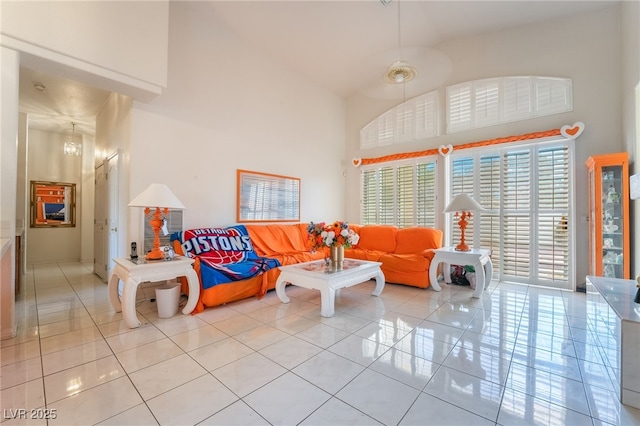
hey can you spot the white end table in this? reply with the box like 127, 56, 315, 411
275, 259, 385, 317
108, 256, 200, 328
429, 247, 493, 298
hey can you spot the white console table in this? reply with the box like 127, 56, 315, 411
586, 276, 640, 409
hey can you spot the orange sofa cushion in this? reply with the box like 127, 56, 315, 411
357, 225, 397, 252
395, 227, 443, 254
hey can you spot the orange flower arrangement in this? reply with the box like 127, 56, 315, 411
307, 221, 359, 251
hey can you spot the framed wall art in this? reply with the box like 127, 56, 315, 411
236, 169, 300, 222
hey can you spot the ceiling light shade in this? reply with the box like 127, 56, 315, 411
384, 61, 417, 84
444, 194, 485, 252
64, 122, 82, 156
129, 184, 185, 260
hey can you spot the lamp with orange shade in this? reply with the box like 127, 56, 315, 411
444, 193, 485, 252
128, 184, 185, 260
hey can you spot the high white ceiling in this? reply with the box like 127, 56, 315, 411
18, 0, 618, 137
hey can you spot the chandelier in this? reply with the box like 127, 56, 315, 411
64, 122, 82, 156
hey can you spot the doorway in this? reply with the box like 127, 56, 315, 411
94, 152, 119, 281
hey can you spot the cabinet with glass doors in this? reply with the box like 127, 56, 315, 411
585, 152, 630, 279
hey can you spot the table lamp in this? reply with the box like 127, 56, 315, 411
444, 193, 484, 252
128, 183, 185, 260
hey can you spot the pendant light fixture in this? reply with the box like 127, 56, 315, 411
383, 0, 416, 86
64, 122, 82, 156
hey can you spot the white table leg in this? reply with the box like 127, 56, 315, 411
372, 270, 385, 296
182, 268, 200, 315
121, 277, 142, 328
484, 258, 493, 287
275, 276, 290, 304
320, 287, 336, 317
108, 271, 122, 312
443, 262, 451, 283
429, 257, 442, 291
472, 260, 485, 299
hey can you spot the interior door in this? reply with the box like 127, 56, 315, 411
107, 154, 119, 273
94, 160, 108, 281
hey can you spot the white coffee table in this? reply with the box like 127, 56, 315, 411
108, 256, 200, 328
275, 259, 385, 317
429, 247, 493, 298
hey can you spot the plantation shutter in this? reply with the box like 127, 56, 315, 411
502, 150, 531, 279
396, 104, 413, 143
416, 162, 437, 227
397, 164, 414, 228
379, 166, 395, 225
378, 112, 395, 146
361, 157, 438, 228
361, 170, 378, 225
478, 155, 501, 275
537, 146, 570, 282
447, 83, 472, 133
414, 93, 438, 139
474, 79, 500, 127
535, 77, 572, 116
450, 157, 475, 245
502, 77, 532, 121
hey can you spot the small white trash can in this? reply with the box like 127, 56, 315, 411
155, 283, 181, 318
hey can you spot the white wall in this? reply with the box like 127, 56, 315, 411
345, 5, 623, 287
126, 2, 346, 249
0, 1, 169, 100
0, 46, 19, 339
621, 0, 640, 278
95, 92, 132, 260
26, 129, 83, 263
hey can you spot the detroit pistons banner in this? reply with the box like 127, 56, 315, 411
171, 225, 280, 289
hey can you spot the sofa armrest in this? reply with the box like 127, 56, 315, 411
422, 248, 438, 262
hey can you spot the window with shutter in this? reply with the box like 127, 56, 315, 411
446, 76, 572, 134
361, 157, 438, 228
447, 139, 573, 289
360, 91, 439, 149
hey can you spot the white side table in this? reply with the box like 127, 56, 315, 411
108, 256, 200, 328
429, 247, 493, 298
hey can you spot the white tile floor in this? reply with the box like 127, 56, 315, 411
2, 262, 640, 425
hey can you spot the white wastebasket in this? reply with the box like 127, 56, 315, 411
155, 283, 181, 318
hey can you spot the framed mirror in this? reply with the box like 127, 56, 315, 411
30, 181, 76, 227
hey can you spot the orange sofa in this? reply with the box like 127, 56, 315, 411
174, 223, 442, 313
346, 224, 443, 288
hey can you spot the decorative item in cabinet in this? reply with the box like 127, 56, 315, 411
585, 152, 630, 279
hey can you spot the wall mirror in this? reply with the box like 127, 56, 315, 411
30, 181, 76, 227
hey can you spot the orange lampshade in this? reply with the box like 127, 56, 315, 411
129, 184, 185, 260
444, 194, 484, 251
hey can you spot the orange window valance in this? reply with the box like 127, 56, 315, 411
352, 122, 583, 167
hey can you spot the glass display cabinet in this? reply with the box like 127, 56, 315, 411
585, 152, 630, 279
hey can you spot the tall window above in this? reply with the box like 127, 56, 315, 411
360, 91, 439, 149
361, 158, 438, 228
446, 77, 572, 134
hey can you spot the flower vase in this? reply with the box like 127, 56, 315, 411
330, 245, 344, 270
